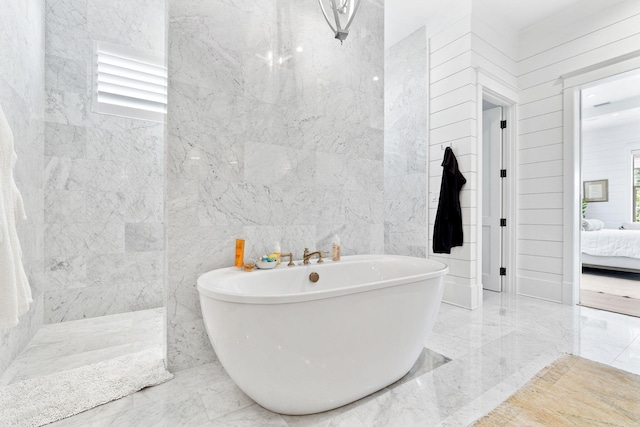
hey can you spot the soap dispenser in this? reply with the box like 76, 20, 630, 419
332, 235, 341, 262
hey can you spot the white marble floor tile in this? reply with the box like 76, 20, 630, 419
611, 335, 640, 375
6, 294, 640, 427
0, 308, 164, 387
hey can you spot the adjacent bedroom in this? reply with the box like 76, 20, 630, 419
580, 69, 640, 318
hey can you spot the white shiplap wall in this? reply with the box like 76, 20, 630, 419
428, 14, 478, 308
427, 4, 517, 308
516, 0, 640, 302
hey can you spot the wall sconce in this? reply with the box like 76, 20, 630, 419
317, 0, 362, 43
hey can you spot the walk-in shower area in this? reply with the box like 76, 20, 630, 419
0, 0, 166, 383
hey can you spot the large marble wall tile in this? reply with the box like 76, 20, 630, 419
45, 89, 87, 126
167, 0, 384, 371
45, 0, 88, 29
242, 225, 317, 260
167, 225, 242, 324
44, 281, 163, 323
87, 0, 165, 53
85, 191, 127, 223
45, 255, 87, 290
43, 0, 165, 323
45, 222, 124, 256
124, 192, 164, 223
125, 223, 164, 252
85, 251, 163, 285
166, 319, 216, 372
45, 55, 87, 94
44, 190, 86, 223
45, 122, 86, 158
384, 27, 428, 257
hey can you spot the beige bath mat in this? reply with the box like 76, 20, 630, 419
474, 354, 640, 426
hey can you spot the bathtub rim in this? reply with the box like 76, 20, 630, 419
197, 254, 448, 305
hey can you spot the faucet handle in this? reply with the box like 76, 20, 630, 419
303, 248, 309, 257
281, 252, 295, 267
317, 251, 325, 263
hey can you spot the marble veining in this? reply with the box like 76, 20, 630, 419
167, 0, 384, 371
43, 0, 165, 322
384, 27, 428, 258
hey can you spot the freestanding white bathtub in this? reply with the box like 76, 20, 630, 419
197, 254, 448, 415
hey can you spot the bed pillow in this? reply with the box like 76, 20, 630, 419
620, 222, 640, 230
582, 219, 604, 231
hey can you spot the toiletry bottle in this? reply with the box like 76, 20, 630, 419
274, 241, 282, 266
332, 235, 341, 262
235, 239, 245, 269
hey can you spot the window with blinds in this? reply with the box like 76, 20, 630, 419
94, 41, 167, 122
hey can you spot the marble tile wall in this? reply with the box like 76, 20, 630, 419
384, 27, 428, 257
43, 0, 166, 323
167, 0, 385, 370
0, 0, 46, 375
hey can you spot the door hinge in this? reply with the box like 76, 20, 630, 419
500, 218, 506, 227
500, 267, 506, 276
500, 120, 507, 129
500, 169, 507, 178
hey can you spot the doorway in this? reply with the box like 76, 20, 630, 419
482, 100, 504, 293
578, 69, 640, 317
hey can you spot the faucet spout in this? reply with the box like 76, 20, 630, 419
303, 248, 325, 265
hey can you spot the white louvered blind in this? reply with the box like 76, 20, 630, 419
95, 42, 167, 122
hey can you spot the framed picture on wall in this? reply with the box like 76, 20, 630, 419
584, 179, 608, 202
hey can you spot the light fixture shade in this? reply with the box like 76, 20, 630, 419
317, 0, 362, 42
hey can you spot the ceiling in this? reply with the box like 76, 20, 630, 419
385, 0, 586, 48
582, 70, 640, 131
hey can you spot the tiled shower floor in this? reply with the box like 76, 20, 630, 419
0, 308, 164, 387
5, 293, 640, 426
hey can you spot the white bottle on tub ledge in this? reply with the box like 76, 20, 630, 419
332, 235, 341, 262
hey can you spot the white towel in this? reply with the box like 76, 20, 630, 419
0, 104, 32, 329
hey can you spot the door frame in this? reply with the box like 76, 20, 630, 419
476, 72, 518, 298
481, 104, 504, 292
562, 55, 640, 305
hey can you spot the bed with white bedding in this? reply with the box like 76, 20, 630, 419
581, 228, 640, 272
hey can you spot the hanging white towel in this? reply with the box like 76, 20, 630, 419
0, 104, 32, 329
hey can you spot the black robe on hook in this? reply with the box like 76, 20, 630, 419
433, 146, 466, 254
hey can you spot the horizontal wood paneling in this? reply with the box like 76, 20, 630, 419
519, 254, 563, 274
518, 225, 563, 241
430, 67, 476, 98
519, 111, 563, 135
431, 84, 476, 112
519, 11, 640, 74
431, 33, 471, 68
519, 209, 563, 225
431, 119, 477, 144
518, 0, 640, 60
518, 193, 564, 210
519, 33, 640, 89
519, 144, 563, 165
519, 95, 562, 120
430, 15, 472, 52
518, 176, 563, 194
519, 127, 563, 150
517, 275, 563, 302
431, 51, 473, 83
517, 239, 563, 258
518, 160, 563, 180
430, 101, 476, 129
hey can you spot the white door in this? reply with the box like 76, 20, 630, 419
482, 106, 503, 292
